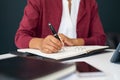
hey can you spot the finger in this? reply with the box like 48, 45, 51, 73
42, 42, 60, 53
40, 41, 59, 53
58, 33, 74, 46
47, 40, 61, 51
59, 36, 64, 46
49, 36, 62, 49
58, 33, 66, 46
42, 48, 52, 53
43, 45, 59, 53
42, 35, 63, 53
64, 39, 74, 46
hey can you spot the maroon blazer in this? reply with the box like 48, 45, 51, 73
15, 0, 106, 48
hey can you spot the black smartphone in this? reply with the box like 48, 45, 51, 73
76, 62, 105, 77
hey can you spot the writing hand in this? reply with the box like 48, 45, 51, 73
40, 35, 63, 53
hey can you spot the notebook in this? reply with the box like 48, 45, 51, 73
0, 57, 75, 80
16, 45, 109, 60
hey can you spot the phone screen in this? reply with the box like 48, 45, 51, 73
76, 62, 105, 77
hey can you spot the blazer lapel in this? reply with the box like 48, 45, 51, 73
55, 0, 63, 32
77, 0, 87, 23
56, 0, 62, 11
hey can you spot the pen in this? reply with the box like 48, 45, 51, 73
48, 23, 60, 40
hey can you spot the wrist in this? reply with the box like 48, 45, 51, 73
72, 38, 85, 46
29, 38, 44, 50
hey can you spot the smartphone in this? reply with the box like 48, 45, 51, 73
76, 62, 105, 77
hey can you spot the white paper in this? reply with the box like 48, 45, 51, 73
17, 46, 109, 60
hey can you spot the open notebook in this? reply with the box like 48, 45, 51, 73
16, 45, 109, 60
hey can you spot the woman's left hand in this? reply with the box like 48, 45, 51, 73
59, 33, 85, 46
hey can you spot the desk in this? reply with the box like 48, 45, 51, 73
0, 49, 120, 80
63, 49, 120, 80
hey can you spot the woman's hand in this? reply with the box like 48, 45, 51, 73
29, 35, 63, 53
59, 33, 85, 46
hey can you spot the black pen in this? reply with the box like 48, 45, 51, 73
48, 23, 60, 40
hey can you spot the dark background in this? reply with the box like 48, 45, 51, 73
0, 0, 120, 54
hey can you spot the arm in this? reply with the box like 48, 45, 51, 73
15, 0, 63, 53
15, 0, 40, 48
83, 0, 106, 45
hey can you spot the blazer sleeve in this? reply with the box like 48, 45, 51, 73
15, 0, 40, 48
84, 0, 106, 45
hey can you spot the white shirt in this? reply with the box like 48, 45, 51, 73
58, 0, 81, 38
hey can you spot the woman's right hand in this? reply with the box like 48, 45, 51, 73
29, 35, 63, 53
